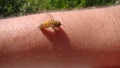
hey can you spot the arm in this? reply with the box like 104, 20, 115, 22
0, 5, 120, 68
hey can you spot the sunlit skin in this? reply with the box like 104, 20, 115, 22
0, 5, 120, 68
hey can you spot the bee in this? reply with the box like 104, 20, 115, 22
39, 19, 61, 29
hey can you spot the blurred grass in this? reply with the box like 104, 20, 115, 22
0, 0, 116, 17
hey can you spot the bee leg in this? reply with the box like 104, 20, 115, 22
52, 26, 60, 31
52, 26, 55, 30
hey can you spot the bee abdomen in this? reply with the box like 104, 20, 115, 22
40, 22, 51, 29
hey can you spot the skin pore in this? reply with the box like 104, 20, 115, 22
0, 5, 120, 68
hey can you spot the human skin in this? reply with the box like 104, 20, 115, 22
0, 5, 120, 68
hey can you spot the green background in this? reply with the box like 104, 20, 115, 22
0, 0, 116, 17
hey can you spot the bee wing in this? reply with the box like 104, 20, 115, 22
47, 13, 54, 20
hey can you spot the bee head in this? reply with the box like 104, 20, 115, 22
57, 21, 61, 26
55, 21, 61, 27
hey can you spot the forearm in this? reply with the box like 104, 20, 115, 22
0, 5, 120, 67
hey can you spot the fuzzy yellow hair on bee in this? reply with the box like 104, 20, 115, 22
39, 19, 61, 29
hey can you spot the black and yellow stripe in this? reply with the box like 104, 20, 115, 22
39, 19, 61, 29
40, 20, 52, 29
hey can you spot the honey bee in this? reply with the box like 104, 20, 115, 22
39, 19, 61, 29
